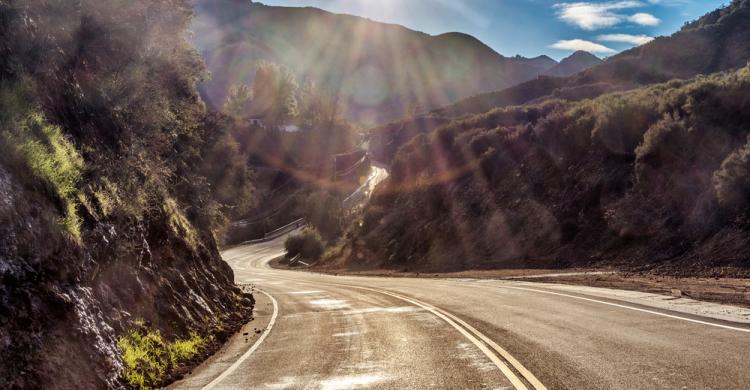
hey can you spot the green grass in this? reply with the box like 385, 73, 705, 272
164, 197, 199, 251
117, 327, 209, 389
3, 112, 84, 238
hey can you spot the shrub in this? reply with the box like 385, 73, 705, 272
117, 327, 207, 390
714, 136, 750, 211
284, 227, 324, 260
592, 94, 658, 155
304, 191, 342, 240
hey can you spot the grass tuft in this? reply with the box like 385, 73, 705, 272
117, 326, 208, 389
2, 113, 84, 238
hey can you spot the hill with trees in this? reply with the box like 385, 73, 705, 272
437, 0, 750, 118
370, 0, 750, 165
191, 0, 562, 124
328, 1, 750, 276
333, 64, 750, 276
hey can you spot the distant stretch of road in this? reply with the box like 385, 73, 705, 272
174, 234, 750, 389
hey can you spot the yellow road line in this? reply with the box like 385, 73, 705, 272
241, 272, 547, 390
351, 285, 546, 390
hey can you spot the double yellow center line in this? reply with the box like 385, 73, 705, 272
348, 285, 547, 390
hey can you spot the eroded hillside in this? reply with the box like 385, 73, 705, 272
0, 1, 253, 388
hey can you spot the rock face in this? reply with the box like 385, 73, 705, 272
0, 1, 253, 388
0, 159, 252, 389
191, 0, 559, 124
544, 51, 602, 78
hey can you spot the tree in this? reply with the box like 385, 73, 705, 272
251, 62, 298, 125
223, 84, 253, 121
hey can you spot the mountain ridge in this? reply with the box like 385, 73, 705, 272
544, 51, 602, 77
434, 0, 750, 118
192, 0, 560, 124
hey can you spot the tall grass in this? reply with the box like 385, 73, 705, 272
3, 113, 84, 238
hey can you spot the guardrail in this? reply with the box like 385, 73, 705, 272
241, 218, 306, 244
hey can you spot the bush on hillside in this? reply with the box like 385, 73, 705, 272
714, 136, 750, 211
350, 63, 750, 273
284, 228, 324, 260
304, 191, 343, 241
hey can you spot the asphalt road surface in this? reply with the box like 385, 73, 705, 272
173, 234, 750, 389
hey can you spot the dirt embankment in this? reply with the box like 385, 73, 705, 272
513, 273, 750, 309
285, 255, 750, 309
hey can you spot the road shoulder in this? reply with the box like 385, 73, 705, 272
168, 286, 275, 389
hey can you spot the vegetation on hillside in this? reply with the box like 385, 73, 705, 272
341, 64, 750, 275
220, 62, 360, 244
0, 0, 254, 388
118, 325, 208, 389
285, 227, 325, 260
434, 0, 750, 119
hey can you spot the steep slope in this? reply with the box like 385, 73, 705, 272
0, 1, 253, 388
371, 0, 750, 164
191, 0, 558, 124
544, 51, 602, 77
335, 65, 750, 276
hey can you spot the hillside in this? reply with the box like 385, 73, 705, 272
0, 1, 254, 388
191, 0, 559, 124
332, 64, 750, 276
544, 51, 602, 78
371, 0, 750, 164
436, 0, 750, 118
328, 0, 750, 276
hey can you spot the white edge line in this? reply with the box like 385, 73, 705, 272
350, 285, 531, 390
202, 288, 279, 390
503, 285, 750, 333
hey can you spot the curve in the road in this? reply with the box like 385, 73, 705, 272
201, 288, 279, 390
258, 272, 546, 390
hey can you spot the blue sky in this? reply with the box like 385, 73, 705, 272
259, 0, 727, 60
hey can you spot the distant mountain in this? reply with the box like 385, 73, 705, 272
191, 0, 558, 124
544, 51, 602, 77
437, 0, 750, 118
523, 55, 558, 71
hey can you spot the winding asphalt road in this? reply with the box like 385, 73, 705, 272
173, 234, 750, 389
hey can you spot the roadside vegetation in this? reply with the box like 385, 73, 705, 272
220, 62, 362, 245
118, 325, 209, 389
285, 227, 325, 261
1, 113, 84, 238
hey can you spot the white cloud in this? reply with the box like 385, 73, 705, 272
550, 39, 616, 54
628, 12, 661, 26
555, 1, 661, 30
597, 33, 655, 45
555, 1, 643, 30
